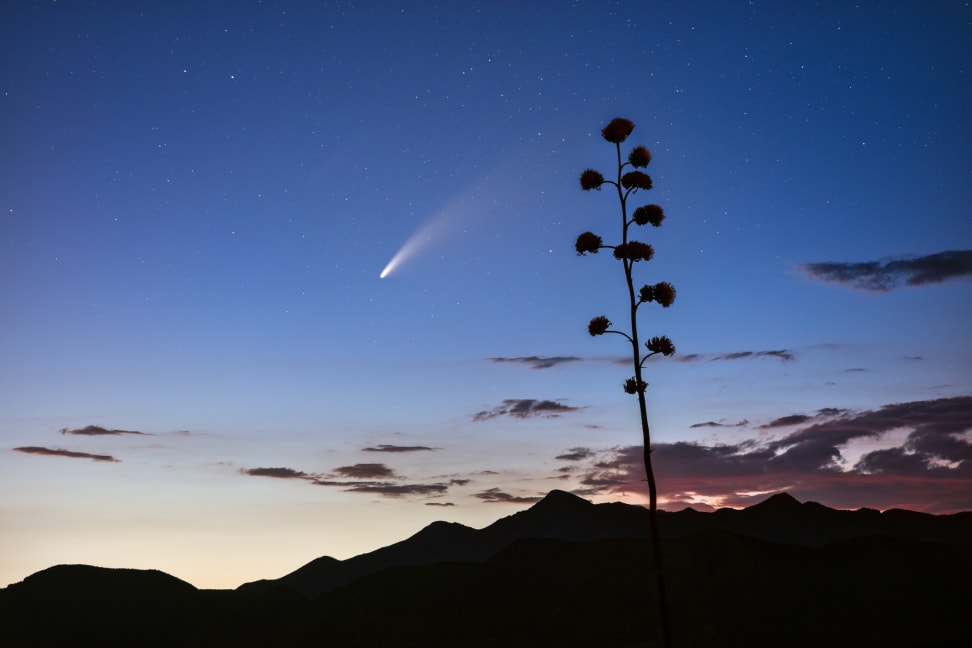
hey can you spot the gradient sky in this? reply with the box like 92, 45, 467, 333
2, 1, 971, 590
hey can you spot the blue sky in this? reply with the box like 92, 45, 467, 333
2, 1, 970, 589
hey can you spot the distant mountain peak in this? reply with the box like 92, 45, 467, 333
749, 491, 802, 512
533, 489, 592, 511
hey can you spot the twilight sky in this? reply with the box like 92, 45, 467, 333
2, 1, 971, 590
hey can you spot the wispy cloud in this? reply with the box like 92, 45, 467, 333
14, 446, 119, 462
362, 444, 439, 453
60, 425, 147, 436
309, 478, 450, 497
712, 350, 795, 362
677, 349, 795, 363
570, 396, 972, 513
690, 419, 749, 429
339, 482, 449, 497
473, 398, 583, 422
487, 356, 582, 369
473, 487, 543, 504
239, 461, 456, 499
799, 250, 972, 291
556, 447, 596, 461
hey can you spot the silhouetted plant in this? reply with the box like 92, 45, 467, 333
575, 117, 675, 648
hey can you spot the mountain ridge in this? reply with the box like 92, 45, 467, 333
3, 489, 971, 647
236, 488, 972, 598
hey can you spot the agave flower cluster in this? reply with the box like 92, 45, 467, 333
575, 117, 676, 395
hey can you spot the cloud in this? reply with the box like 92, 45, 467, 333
241, 467, 311, 479
570, 396, 972, 513
759, 414, 813, 429
341, 482, 449, 497
675, 349, 795, 363
311, 478, 449, 497
239, 462, 461, 500
425, 501, 455, 507
712, 350, 795, 362
487, 356, 582, 369
473, 399, 583, 422
60, 425, 147, 436
332, 463, 396, 479
690, 419, 749, 429
799, 250, 972, 291
14, 446, 119, 462
556, 447, 596, 461
473, 487, 543, 504
362, 444, 438, 453
816, 407, 849, 416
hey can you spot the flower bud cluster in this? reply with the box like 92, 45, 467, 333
579, 169, 604, 191
621, 171, 652, 191
575, 231, 603, 255
587, 316, 611, 336
628, 146, 651, 168
623, 377, 648, 394
639, 282, 676, 307
632, 204, 665, 227
601, 117, 635, 143
613, 241, 654, 262
646, 336, 676, 356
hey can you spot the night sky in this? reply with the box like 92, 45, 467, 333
2, 1, 970, 590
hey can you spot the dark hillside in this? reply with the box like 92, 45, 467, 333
3, 492, 971, 647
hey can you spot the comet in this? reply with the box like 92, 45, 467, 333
378, 158, 518, 279
378, 198, 467, 279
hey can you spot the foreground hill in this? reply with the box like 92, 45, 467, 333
2, 491, 971, 647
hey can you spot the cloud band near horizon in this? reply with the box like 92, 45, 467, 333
567, 395, 972, 513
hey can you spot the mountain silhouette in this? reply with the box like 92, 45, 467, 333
3, 490, 971, 647
238, 489, 648, 598
239, 489, 972, 599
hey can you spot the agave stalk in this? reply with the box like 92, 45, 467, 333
575, 117, 675, 648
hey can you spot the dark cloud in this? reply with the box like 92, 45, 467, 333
760, 414, 813, 429
674, 350, 795, 363
60, 425, 147, 436
712, 350, 795, 362
14, 446, 119, 462
361, 444, 438, 453
799, 249, 972, 291
241, 467, 311, 479
425, 501, 455, 507
487, 356, 582, 369
556, 447, 595, 461
817, 408, 848, 416
333, 463, 396, 479
571, 396, 972, 513
473, 399, 582, 422
311, 478, 448, 498
473, 487, 543, 504
690, 420, 749, 429
342, 482, 449, 497
239, 463, 463, 500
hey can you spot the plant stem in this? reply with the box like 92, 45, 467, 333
615, 142, 672, 648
